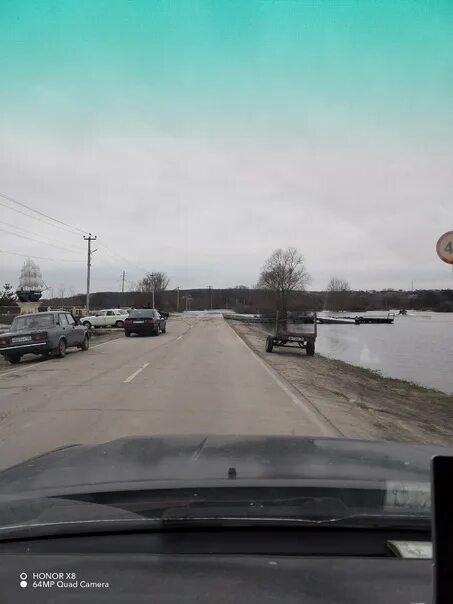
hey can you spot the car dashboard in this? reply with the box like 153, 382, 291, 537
0, 527, 432, 603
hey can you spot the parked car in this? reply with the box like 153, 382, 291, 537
80, 308, 129, 329
124, 309, 167, 337
0, 311, 89, 364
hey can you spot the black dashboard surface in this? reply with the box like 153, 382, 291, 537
0, 553, 431, 603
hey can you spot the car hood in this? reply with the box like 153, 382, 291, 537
0, 435, 451, 497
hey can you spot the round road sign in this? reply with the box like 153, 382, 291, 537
436, 231, 453, 264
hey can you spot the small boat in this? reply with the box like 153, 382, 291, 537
317, 316, 356, 324
352, 316, 394, 324
318, 315, 394, 325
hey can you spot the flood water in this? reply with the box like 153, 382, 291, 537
315, 311, 453, 394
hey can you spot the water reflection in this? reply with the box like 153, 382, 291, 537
316, 312, 453, 393
359, 344, 381, 366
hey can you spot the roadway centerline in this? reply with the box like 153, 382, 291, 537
123, 362, 150, 384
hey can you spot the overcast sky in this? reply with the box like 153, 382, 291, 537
1, 0, 452, 296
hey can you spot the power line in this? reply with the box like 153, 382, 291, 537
0, 192, 156, 282
0, 198, 86, 237
89, 243, 135, 274
0, 249, 84, 263
0, 191, 87, 235
0, 219, 86, 253
0, 192, 150, 276
0, 227, 85, 256
96, 238, 147, 274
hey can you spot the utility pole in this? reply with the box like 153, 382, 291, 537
84, 233, 97, 313
176, 287, 180, 313
121, 270, 126, 293
208, 285, 213, 310
151, 273, 155, 309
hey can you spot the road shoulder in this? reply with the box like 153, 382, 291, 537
226, 319, 453, 446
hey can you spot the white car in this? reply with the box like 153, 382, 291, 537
80, 309, 129, 329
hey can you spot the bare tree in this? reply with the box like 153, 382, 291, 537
257, 247, 311, 312
326, 277, 350, 292
137, 272, 170, 293
136, 272, 170, 307
325, 276, 350, 311
68, 286, 76, 304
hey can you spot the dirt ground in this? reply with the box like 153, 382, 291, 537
228, 320, 453, 446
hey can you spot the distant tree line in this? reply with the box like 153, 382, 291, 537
38, 287, 453, 314
10, 248, 452, 313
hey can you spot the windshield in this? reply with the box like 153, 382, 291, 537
0, 0, 452, 540
11, 314, 55, 331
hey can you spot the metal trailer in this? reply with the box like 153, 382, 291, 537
265, 311, 317, 356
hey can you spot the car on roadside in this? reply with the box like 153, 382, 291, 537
124, 308, 167, 337
80, 308, 129, 329
0, 311, 89, 364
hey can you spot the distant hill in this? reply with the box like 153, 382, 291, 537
41, 287, 453, 313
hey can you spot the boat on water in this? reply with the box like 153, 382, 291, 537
16, 259, 44, 302
318, 314, 394, 325
317, 316, 356, 324
354, 317, 394, 324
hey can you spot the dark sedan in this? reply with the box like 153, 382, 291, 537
0, 311, 89, 364
124, 309, 167, 337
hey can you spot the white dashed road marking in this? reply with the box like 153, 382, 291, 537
123, 362, 150, 383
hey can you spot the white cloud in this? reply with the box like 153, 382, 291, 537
1, 131, 452, 293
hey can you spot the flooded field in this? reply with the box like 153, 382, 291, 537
316, 311, 453, 394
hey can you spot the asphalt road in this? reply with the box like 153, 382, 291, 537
0, 314, 334, 470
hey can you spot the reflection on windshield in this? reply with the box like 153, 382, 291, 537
0, 482, 432, 538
